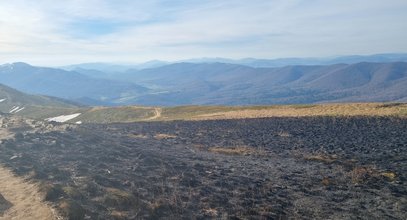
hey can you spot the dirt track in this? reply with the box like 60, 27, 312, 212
147, 107, 162, 120
0, 166, 57, 220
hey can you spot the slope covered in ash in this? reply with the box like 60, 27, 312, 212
0, 116, 405, 219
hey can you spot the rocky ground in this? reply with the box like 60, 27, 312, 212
0, 116, 406, 219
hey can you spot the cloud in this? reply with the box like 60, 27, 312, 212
0, 0, 406, 65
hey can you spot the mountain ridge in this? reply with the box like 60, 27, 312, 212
1, 60, 406, 106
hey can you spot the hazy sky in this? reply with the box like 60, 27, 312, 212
1, 0, 407, 65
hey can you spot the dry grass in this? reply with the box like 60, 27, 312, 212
154, 133, 177, 140
110, 210, 129, 219
380, 172, 397, 181
43, 103, 407, 123
189, 103, 407, 120
208, 146, 265, 156
304, 154, 338, 163
128, 133, 148, 139
0, 166, 59, 220
349, 166, 397, 184
202, 208, 218, 216
277, 131, 291, 137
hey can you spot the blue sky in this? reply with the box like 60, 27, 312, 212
0, 0, 406, 65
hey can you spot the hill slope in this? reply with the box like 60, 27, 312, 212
1, 61, 407, 106
119, 62, 407, 105
0, 83, 83, 119
0, 62, 148, 105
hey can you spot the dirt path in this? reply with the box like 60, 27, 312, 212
147, 108, 162, 120
0, 166, 58, 220
0, 123, 58, 220
0, 167, 58, 220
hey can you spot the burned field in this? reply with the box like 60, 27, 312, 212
0, 117, 406, 219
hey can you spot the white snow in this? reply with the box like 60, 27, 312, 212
0, 99, 6, 103
14, 107, 25, 113
9, 106, 25, 114
75, 121, 82, 124
46, 113, 81, 123
9, 106, 20, 113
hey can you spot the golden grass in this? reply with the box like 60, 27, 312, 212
189, 103, 407, 120
51, 103, 407, 123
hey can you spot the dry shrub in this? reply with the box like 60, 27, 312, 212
154, 133, 177, 140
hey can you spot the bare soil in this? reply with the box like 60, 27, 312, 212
0, 116, 406, 219
0, 166, 57, 220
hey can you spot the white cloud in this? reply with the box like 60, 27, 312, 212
0, 0, 406, 65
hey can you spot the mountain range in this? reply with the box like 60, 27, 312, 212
62, 53, 407, 72
0, 62, 148, 105
1, 55, 407, 106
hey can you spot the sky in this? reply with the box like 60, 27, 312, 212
0, 0, 407, 66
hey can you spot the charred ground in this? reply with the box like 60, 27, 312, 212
0, 116, 406, 219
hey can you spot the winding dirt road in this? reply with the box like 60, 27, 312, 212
147, 107, 162, 120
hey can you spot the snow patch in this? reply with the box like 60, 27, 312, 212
9, 106, 25, 114
75, 121, 82, 124
9, 106, 21, 113
14, 107, 25, 113
46, 113, 81, 123
0, 99, 6, 103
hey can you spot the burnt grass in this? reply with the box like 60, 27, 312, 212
0, 117, 406, 219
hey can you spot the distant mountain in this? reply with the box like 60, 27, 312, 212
0, 62, 148, 105
1, 60, 407, 106
61, 60, 169, 76
61, 53, 407, 76
183, 53, 407, 68
119, 62, 407, 105
61, 62, 137, 73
